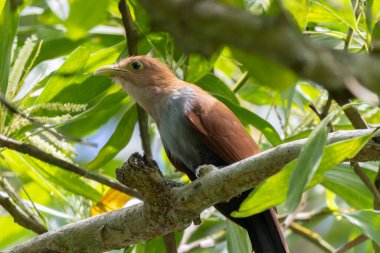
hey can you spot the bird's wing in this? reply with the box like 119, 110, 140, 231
186, 97, 259, 164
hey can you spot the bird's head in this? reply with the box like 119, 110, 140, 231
94, 55, 182, 119
95, 55, 177, 89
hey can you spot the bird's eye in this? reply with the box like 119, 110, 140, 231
131, 61, 143, 71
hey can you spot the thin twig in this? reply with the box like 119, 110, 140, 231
0, 176, 44, 226
0, 135, 141, 199
118, 1, 172, 252
331, 0, 369, 130
343, 0, 361, 53
309, 98, 334, 131
351, 162, 380, 207
118, 0, 152, 160
335, 234, 368, 253
375, 163, 380, 210
351, 162, 380, 252
289, 222, 335, 253
0, 191, 47, 234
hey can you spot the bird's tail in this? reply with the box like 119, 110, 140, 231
215, 190, 288, 253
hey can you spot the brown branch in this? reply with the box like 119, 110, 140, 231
119, 0, 170, 251
118, 0, 152, 160
7, 129, 380, 253
332, 95, 368, 129
335, 234, 368, 253
351, 162, 380, 210
0, 135, 141, 199
0, 176, 45, 227
351, 161, 380, 252
0, 192, 47, 234
137, 0, 380, 99
289, 222, 335, 253
375, 163, 380, 210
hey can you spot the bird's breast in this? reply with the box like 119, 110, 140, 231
157, 88, 225, 172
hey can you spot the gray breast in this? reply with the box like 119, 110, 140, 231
157, 87, 225, 173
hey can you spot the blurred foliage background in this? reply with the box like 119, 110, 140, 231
0, 0, 380, 252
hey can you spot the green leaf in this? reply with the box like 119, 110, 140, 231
197, 74, 240, 105
86, 104, 137, 171
0, 216, 34, 250
31, 158, 101, 201
2, 150, 67, 202
238, 79, 282, 106
84, 42, 125, 72
366, 0, 380, 33
342, 210, 380, 246
227, 220, 252, 253
323, 165, 373, 209
36, 46, 90, 103
217, 96, 282, 146
186, 53, 219, 83
285, 114, 329, 211
308, 0, 357, 31
233, 49, 298, 90
283, 0, 309, 30
65, 0, 109, 39
232, 132, 373, 218
217, 0, 245, 8
0, 0, 18, 93
59, 88, 129, 137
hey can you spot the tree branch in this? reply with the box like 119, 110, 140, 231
118, 0, 153, 160
137, 0, 380, 102
0, 191, 47, 235
0, 135, 141, 198
7, 129, 380, 253
118, 1, 173, 251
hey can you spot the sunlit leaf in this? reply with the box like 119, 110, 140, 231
36, 46, 90, 103
186, 53, 219, 83
233, 132, 373, 218
84, 42, 125, 72
283, 0, 309, 30
366, 0, 380, 33
308, 0, 357, 31
0, 0, 18, 93
2, 150, 67, 202
0, 216, 34, 250
31, 158, 101, 201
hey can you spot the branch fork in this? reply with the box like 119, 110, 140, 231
116, 153, 196, 233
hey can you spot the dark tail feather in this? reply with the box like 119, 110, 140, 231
215, 190, 288, 253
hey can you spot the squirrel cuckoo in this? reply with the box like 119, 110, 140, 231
95, 56, 288, 253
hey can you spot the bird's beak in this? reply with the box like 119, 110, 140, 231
94, 65, 127, 76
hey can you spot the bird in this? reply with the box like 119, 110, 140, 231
95, 55, 289, 253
